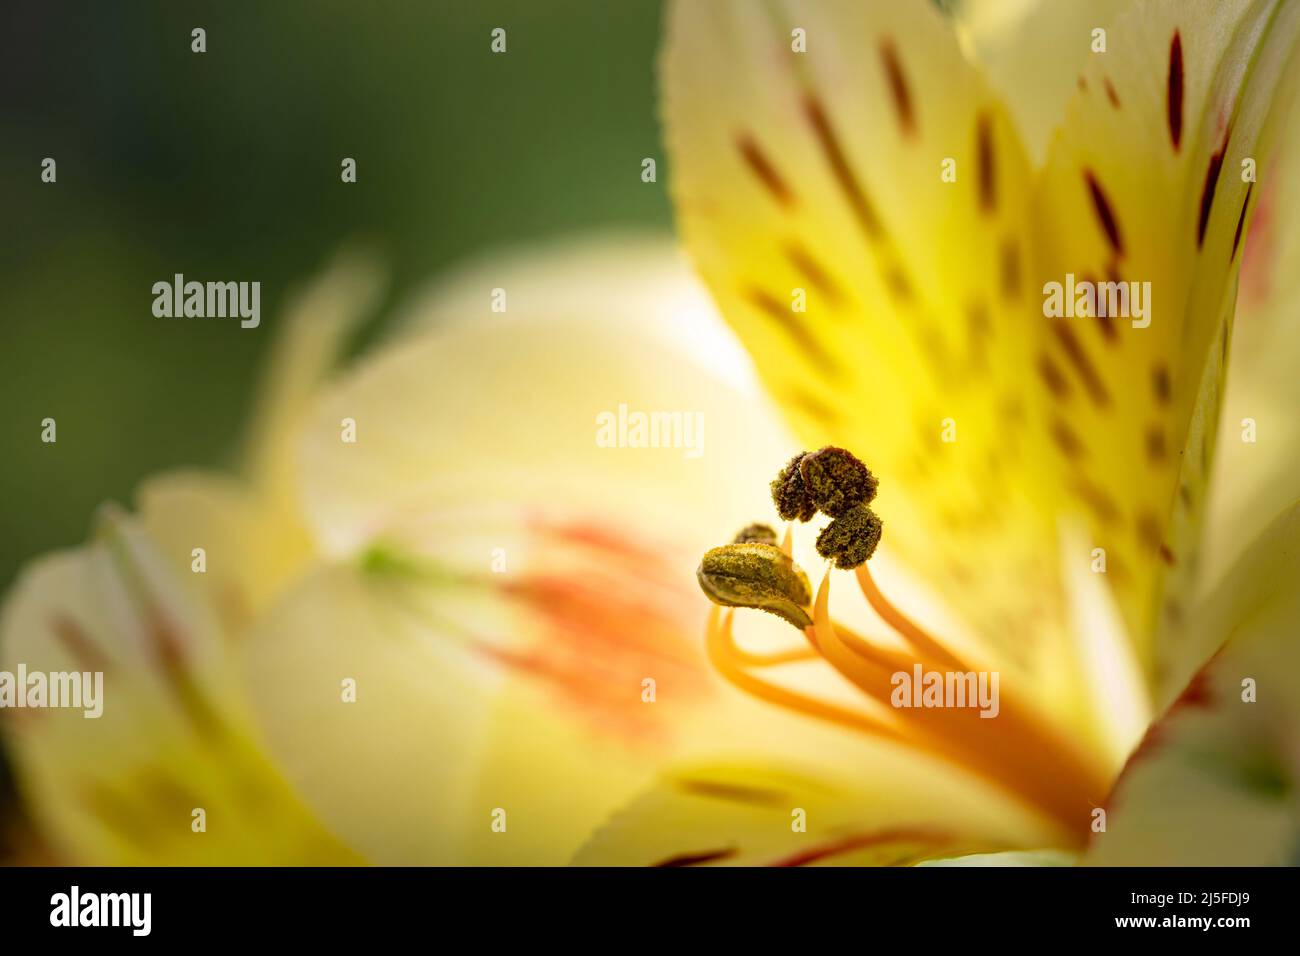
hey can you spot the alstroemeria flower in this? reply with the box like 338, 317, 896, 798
7, 0, 1300, 869
568, 0, 1300, 865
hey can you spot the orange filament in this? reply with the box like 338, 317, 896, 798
855, 563, 964, 669
705, 606, 905, 744
706, 560, 1111, 844
724, 642, 823, 668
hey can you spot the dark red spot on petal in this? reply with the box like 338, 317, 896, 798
880, 39, 916, 137
1071, 476, 1120, 525
1136, 511, 1163, 551
1152, 363, 1172, 404
653, 848, 737, 867
1231, 182, 1255, 261
1038, 354, 1071, 400
1084, 170, 1124, 255
784, 241, 844, 305
1052, 321, 1111, 407
803, 95, 882, 239
736, 132, 794, 207
1050, 417, 1086, 460
744, 284, 843, 378
1104, 77, 1121, 109
1000, 238, 1021, 299
1168, 32, 1184, 150
50, 614, 111, 671
677, 779, 787, 806
1174, 664, 1216, 710
769, 828, 952, 867
1145, 424, 1167, 462
1198, 140, 1229, 248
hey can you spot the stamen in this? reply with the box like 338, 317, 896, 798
770, 452, 818, 522
807, 572, 901, 708
728, 644, 822, 668
695, 448, 1112, 842
805, 573, 1108, 841
855, 563, 964, 669
732, 523, 778, 545
799, 446, 879, 517
771, 446, 882, 570
705, 607, 904, 742
697, 542, 813, 629
811, 575, 944, 676
815, 505, 883, 569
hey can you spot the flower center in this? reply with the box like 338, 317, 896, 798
697, 449, 1110, 844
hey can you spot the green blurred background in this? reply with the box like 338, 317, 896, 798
0, 0, 670, 833
1, 0, 670, 587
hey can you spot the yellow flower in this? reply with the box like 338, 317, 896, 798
6, 0, 1300, 868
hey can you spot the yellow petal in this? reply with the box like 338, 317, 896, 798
572, 763, 1023, 866
295, 235, 791, 560
918, 849, 1077, 867
1028, 0, 1300, 696
1204, 52, 1300, 595
661, 0, 1096, 722
243, 563, 507, 864
0, 511, 355, 864
134, 470, 314, 630
242, 246, 385, 509
1087, 500, 1300, 865
956, 0, 1136, 165
245, 238, 822, 863
385, 231, 759, 396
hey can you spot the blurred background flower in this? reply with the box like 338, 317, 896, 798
0, 0, 671, 856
